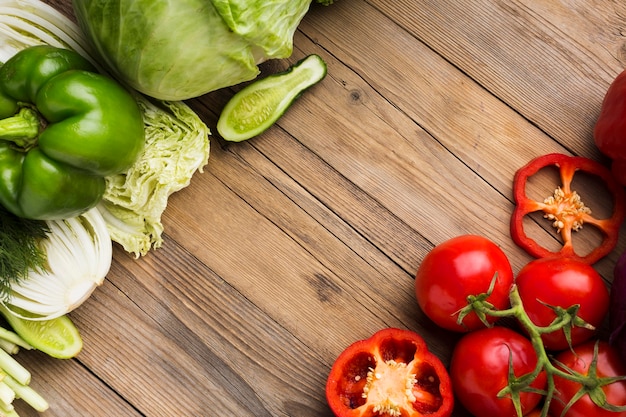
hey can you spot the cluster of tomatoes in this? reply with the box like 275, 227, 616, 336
325, 153, 626, 417
325, 234, 626, 417
416, 234, 626, 417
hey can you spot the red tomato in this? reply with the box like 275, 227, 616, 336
415, 235, 514, 332
550, 341, 626, 417
516, 257, 609, 351
450, 326, 547, 417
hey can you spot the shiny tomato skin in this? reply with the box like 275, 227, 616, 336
516, 258, 609, 351
550, 341, 626, 417
415, 235, 514, 332
450, 326, 547, 417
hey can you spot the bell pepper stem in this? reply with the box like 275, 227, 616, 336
0, 107, 41, 149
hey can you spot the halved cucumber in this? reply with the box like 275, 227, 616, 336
0, 305, 82, 359
217, 54, 328, 142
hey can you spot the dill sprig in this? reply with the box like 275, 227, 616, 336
0, 206, 49, 299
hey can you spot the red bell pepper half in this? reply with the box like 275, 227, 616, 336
511, 153, 625, 264
594, 69, 626, 186
325, 328, 453, 417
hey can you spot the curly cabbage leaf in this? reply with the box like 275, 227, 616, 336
72, 0, 330, 100
98, 98, 210, 257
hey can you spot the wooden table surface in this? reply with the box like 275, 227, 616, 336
14, 0, 626, 416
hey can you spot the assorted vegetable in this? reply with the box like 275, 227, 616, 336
325, 328, 454, 417
0, 0, 211, 256
0, 45, 144, 220
0, 2, 624, 417
510, 153, 625, 265
217, 54, 328, 142
73, 0, 334, 100
594, 69, 626, 186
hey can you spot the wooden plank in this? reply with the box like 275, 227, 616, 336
13, 347, 140, 417
365, 0, 625, 157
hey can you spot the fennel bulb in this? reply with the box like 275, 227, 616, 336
72, 0, 326, 100
3, 208, 111, 320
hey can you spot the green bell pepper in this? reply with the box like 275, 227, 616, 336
0, 45, 145, 220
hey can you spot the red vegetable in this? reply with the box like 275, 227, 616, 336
325, 328, 454, 417
414, 235, 514, 332
594, 69, 626, 186
550, 341, 626, 417
511, 153, 626, 264
610, 250, 626, 363
516, 257, 609, 351
449, 326, 547, 417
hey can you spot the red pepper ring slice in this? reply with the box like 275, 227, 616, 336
325, 328, 454, 417
510, 153, 626, 264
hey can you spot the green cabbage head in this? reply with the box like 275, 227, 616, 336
72, 0, 324, 100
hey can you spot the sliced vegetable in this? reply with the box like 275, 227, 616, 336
0, 1, 211, 256
0, 45, 145, 220
73, 0, 335, 100
594, 69, 626, 186
0, 304, 82, 359
510, 153, 626, 264
217, 54, 327, 142
326, 328, 454, 417
609, 249, 626, 363
2, 207, 111, 320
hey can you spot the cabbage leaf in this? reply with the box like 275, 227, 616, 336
98, 97, 210, 257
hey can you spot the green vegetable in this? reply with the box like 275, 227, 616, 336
0, 1, 211, 257
217, 54, 327, 142
98, 98, 210, 257
72, 0, 336, 100
3, 207, 112, 320
0, 45, 145, 220
0, 207, 48, 299
0, 304, 82, 359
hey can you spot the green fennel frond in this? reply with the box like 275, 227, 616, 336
0, 206, 49, 300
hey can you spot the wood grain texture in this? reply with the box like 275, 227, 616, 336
11, 0, 626, 416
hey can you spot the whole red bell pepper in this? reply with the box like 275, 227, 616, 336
595, 69, 626, 186
511, 153, 625, 264
325, 328, 454, 417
